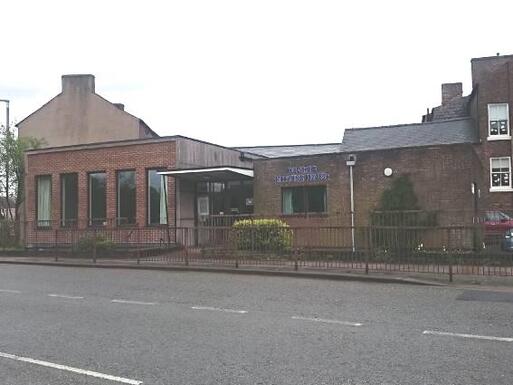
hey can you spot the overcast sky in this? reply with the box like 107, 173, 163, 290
1, 0, 512, 147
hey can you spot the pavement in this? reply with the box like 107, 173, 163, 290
0, 264, 512, 384
0, 256, 452, 286
2, 255, 513, 288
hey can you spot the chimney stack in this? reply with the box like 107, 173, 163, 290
441, 82, 462, 105
113, 103, 125, 111
61, 74, 95, 94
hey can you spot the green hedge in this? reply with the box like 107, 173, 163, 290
232, 219, 292, 251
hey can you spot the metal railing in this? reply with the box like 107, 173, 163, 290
17, 220, 513, 279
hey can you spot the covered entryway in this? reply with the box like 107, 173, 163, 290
159, 166, 254, 246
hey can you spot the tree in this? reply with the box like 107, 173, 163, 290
0, 124, 44, 221
378, 175, 419, 211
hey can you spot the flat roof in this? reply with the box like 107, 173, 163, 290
236, 143, 342, 158
159, 166, 254, 182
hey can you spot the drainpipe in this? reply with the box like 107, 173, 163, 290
346, 155, 357, 252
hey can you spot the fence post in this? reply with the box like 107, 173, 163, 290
92, 228, 97, 264
184, 243, 189, 266
54, 228, 59, 262
137, 227, 141, 264
365, 226, 372, 275
447, 228, 452, 282
136, 228, 141, 265
23, 221, 27, 249
294, 248, 299, 271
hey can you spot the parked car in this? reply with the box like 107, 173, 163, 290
484, 210, 513, 235
502, 229, 513, 251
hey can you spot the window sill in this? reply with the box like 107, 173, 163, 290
487, 135, 511, 141
280, 212, 329, 218
36, 226, 53, 231
490, 187, 513, 192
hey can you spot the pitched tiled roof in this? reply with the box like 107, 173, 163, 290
237, 143, 342, 158
340, 117, 478, 152
237, 117, 477, 158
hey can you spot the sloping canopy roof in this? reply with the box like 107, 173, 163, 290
159, 166, 253, 182
340, 117, 478, 153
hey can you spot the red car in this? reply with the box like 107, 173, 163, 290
484, 211, 513, 234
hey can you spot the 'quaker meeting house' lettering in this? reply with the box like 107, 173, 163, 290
274, 165, 329, 184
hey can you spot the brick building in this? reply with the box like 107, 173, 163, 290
20, 54, 513, 247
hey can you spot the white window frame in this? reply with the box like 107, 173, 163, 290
147, 170, 168, 225
487, 103, 510, 141
490, 156, 512, 192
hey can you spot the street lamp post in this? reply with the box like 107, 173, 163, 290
346, 154, 357, 253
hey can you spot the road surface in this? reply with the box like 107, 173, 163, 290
0, 265, 511, 384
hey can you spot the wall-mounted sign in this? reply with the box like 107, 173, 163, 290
274, 165, 329, 184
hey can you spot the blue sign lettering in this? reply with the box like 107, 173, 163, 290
274, 165, 329, 184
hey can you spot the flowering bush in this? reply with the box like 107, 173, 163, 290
232, 218, 292, 251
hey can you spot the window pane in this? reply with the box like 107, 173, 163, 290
292, 188, 305, 213
502, 172, 510, 186
282, 187, 305, 214
490, 121, 499, 135
61, 174, 78, 227
499, 121, 508, 135
489, 104, 509, 136
37, 176, 51, 227
118, 171, 136, 225
307, 186, 327, 213
148, 170, 167, 225
89, 173, 106, 225
489, 104, 508, 120
282, 189, 293, 214
490, 157, 511, 188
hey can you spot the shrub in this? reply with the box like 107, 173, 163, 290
232, 219, 292, 252
379, 175, 418, 211
76, 234, 114, 252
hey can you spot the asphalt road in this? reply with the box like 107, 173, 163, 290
0, 265, 511, 385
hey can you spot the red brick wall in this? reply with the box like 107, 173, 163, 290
254, 153, 349, 227
254, 144, 479, 227
25, 141, 177, 230
471, 56, 513, 214
352, 144, 479, 226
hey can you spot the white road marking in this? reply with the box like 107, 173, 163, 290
48, 294, 84, 300
111, 299, 156, 306
0, 351, 142, 384
0, 289, 21, 293
191, 306, 248, 314
422, 330, 513, 342
291, 316, 363, 327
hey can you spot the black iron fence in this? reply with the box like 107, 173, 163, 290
15, 220, 513, 279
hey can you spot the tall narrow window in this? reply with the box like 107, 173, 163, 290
61, 173, 78, 227
89, 172, 106, 226
148, 169, 168, 225
36, 175, 52, 227
490, 157, 511, 191
488, 103, 510, 139
117, 170, 136, 225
